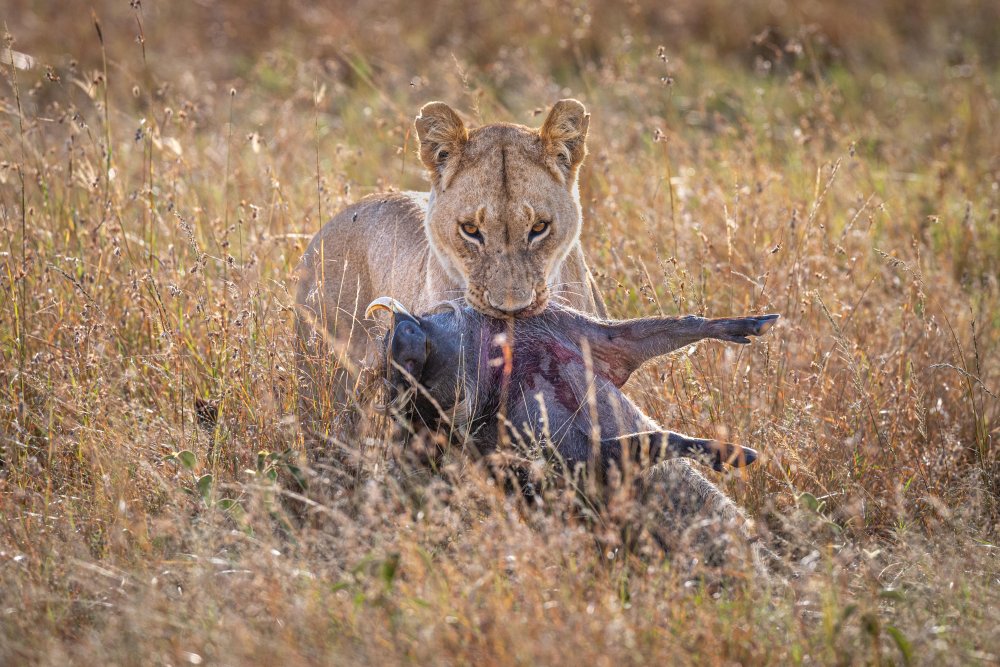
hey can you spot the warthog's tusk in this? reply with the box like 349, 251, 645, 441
365, 296, 414, 320
372, 386, 415, 417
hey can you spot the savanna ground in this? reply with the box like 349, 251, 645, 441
2, 1, 999, 664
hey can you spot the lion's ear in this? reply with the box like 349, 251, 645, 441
539, 99, 590, 184
415, 102, 468, 190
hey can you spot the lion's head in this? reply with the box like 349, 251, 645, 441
415, 99, 590, 318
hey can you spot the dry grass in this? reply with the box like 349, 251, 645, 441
1, 1, 998, 664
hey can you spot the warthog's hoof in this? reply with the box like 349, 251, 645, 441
720, 314, 780, 344
711, 442, 759, 471
754, 313, 780, 334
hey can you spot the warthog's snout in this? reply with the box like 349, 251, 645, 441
390, 318, 428, 379
367, 296, 431, 404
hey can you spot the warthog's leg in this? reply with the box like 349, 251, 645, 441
573, 313, 779, 388
601, 431, 758, 473
637, 459, 779, 582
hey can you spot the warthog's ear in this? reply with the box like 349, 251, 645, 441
539, 99, 590, 185
415, 102, 468, 190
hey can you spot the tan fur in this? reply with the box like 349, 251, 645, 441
295, 100, 606, 421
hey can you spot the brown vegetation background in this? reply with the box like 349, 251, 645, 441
1, 1, 998, 664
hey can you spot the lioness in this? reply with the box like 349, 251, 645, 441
295, 100, 606, 425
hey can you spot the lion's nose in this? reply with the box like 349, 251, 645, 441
485, 288, 536, 314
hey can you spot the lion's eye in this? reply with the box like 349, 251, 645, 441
530, 220, 550, 239
460, 222, 482, 241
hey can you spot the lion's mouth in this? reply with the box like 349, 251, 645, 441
513, 297, 548, 317
467, 289, 548, 319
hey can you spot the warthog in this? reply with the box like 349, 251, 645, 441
368, 297, 781, 579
